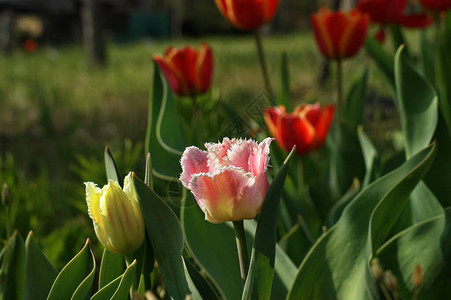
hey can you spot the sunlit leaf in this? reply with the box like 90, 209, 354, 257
144, 62, 185, 181
47, 239, 95, 300
104, 146, 121, 184
243, 147, 295, 300
133, 174, 190, 299
377, 208, 451, 299
24, 231, 58, 300
98, 249, 124, 289
287, 144, 436, 299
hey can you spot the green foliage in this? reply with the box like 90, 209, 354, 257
133, 174, 190, 299
98, 249, 125, 290
91, 260, 137, 300
243, 147, 295, 300
24, 232, 58, 300
145, 62, 184, 181
47, 240, 95, 300
287, 144, 436, 299
377, 208, 451, 298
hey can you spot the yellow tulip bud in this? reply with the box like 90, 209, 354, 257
85, 172, 144, 254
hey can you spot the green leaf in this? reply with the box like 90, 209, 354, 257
424, 114, 451, 207
1, 231, 25, 300
98, 249, 124, 289
183, 260, 203, 300
144, 62, 185, 181
91, 260, 137, 300
104, 146, 121, 184
181, 194, 297, 300
181, 193, 241, 300
184, 259, 220, 300
365, 36, 395, 89
394, 45, 443, 223
420, 31, 435, 85
278, 52, 292, 111
47, 239, 95, 300
287, 144, 436, 299
132, 174, 190, 299
24, 232, 58, 300
343, 69, 368, 130
327, 178, 361, 226
328, 122, 365, 200
377, 208, 451, 299
389, 25, 408, 55
395, 45, 438, 159
358, 127, 379, 188
242, 147, 295, 300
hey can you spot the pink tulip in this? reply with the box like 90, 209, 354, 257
180, 138, 273, 223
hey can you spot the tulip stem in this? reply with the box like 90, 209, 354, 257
190, 95, 203, 145
433, 13, 450, 127
336, 59, 344, 123
254, 29, 273, 97
233, 220, 249, 287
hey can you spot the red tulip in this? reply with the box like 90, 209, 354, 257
264, 104, 335, 155
153, 44, 213, 97
420, 0, 451, 11
214, 0, 281, 31
311, 8, 370, 60
356, 0, 433, 27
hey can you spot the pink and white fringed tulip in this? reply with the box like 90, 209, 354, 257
180, 137, 274, 223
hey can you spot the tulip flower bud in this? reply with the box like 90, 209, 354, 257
153, 44, 213, 97
412, 265, 423, 288
371, 258, 384, 282
85, 172, 144, 254
420, 0, 451, 12
214, 0, 281, 31
311, 8, 370, 59
264, 103, 335, 155
2, 183, 10, 208
384, 270, 398, 292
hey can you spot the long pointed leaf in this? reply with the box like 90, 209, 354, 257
395, 45, 438, 159
377, 208, 451, 298
132, 174, 190, 299
287, 144, 436, 299
47, 239, 95, 300
98, 249, 124, 289
104, 146, 121, 184
242, 148, 295, 300
1, 231, 25, 300
91, 260, 137, 300
144, 62, 184, 181
24, 232, 58, 300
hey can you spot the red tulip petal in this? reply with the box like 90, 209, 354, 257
311, 9, 335, 58
398, 14, 433, 28
153, 54, 187, 96
264, 106, 285, 139
263, 0, 281, 22
278, 114, 316, 155
303, 103, 321, 125
374, 28, 387, 43
195, 44, 214, 94
313, 105, 335, 149
170, 47, 198, 94
420, 0, 451, 12
357, 0, 407, 24
339, 11, 369, 58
